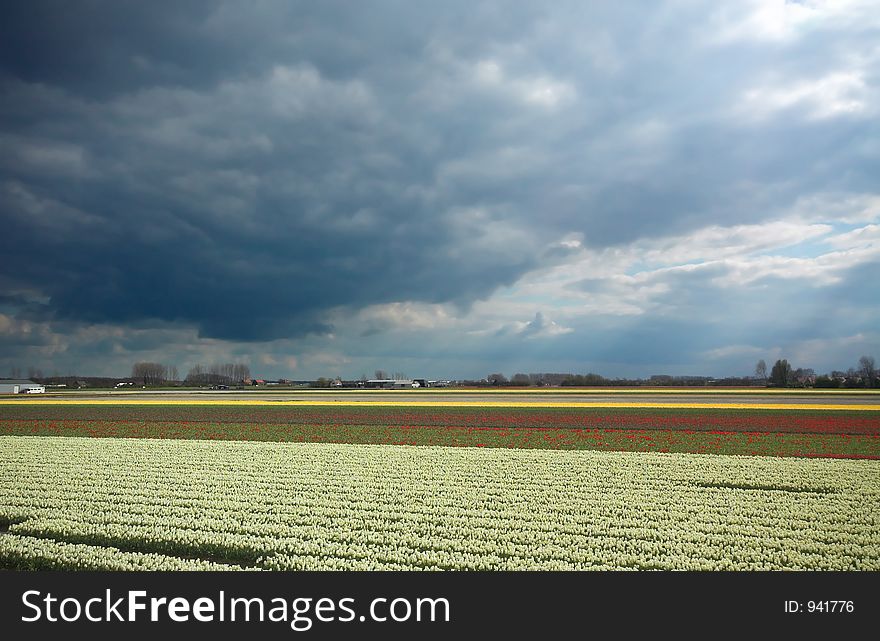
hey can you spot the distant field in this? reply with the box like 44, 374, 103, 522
1, 404, 878, 458
2, 437, 877, 570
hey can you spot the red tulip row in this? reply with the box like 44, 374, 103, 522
2, 405, 878, 434
1, 418, 877, 458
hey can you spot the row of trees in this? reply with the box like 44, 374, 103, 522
129, 362, 252, 386
185, 363, 251, 386
12, 354, 879, 389
485, 372, 718, 387
486, 372, 599, 386
479, 356, 877, 388
756, 356, 876, 388
755, 359, 808, 388
130, 362, 177, 386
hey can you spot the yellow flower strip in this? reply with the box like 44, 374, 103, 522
0, 399, 878, 410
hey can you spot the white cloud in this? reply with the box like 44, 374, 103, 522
825, 224, 880, 249
471, 58, 576, 109
488, 214, 879, 325
708, 0, 817, 44
442, 205, 539, 262
718, 244, 880, 286
638, 220, 833, 265
739, 71, 871, 121
788, 192, 880, 224
519, 311, 573, 338
707, 0, 880, 45
355, 302, 458, 331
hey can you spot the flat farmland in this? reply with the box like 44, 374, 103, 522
1, 400, 878, 458
1, 437, 877, 570
1, 391, 878, 570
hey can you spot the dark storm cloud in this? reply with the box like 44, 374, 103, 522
1, 1, 551, 340
1, 0, 878, 357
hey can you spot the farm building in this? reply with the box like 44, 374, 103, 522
0, 379, 45, 394
364, 379, 421, 389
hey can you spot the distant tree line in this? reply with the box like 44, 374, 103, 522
760, 355, 876, 389
482, 372, 719, 387
473, 355, 877, 388
8, 355, 877, 389
131, 362, 174, 386
185, 363, 251, 386
486, 372, 606, 386
129, 362, 252, 387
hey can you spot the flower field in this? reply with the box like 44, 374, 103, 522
1, 404, 877, 458
1, 436, 877, 571
4, 404, 880, 432
1, 401, 877, 571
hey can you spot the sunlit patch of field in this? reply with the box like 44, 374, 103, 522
1, 437, 877, 571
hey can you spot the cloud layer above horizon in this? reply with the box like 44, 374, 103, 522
1, 0, 878, 379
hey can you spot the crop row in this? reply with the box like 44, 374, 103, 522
0, 533, 246, 570
1, 419, 877, 458
1, 436, 877, 570
2, 405, 878, 434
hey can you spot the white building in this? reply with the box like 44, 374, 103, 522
0, 379, 45, 394
365, 379, 419, 389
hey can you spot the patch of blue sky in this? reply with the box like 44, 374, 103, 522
772, 223, 866, 258
623, 260, 651, 277
770, 238, 836, 259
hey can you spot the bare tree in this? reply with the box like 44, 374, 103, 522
186, 364, 204, 383
232, 363, 250, 382
375, 370, 388, 380
859, 355, 876, 387
755, 359, 767, 381
131, 362, 168, 386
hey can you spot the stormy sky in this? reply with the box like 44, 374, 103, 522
1, 1, 878, 380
